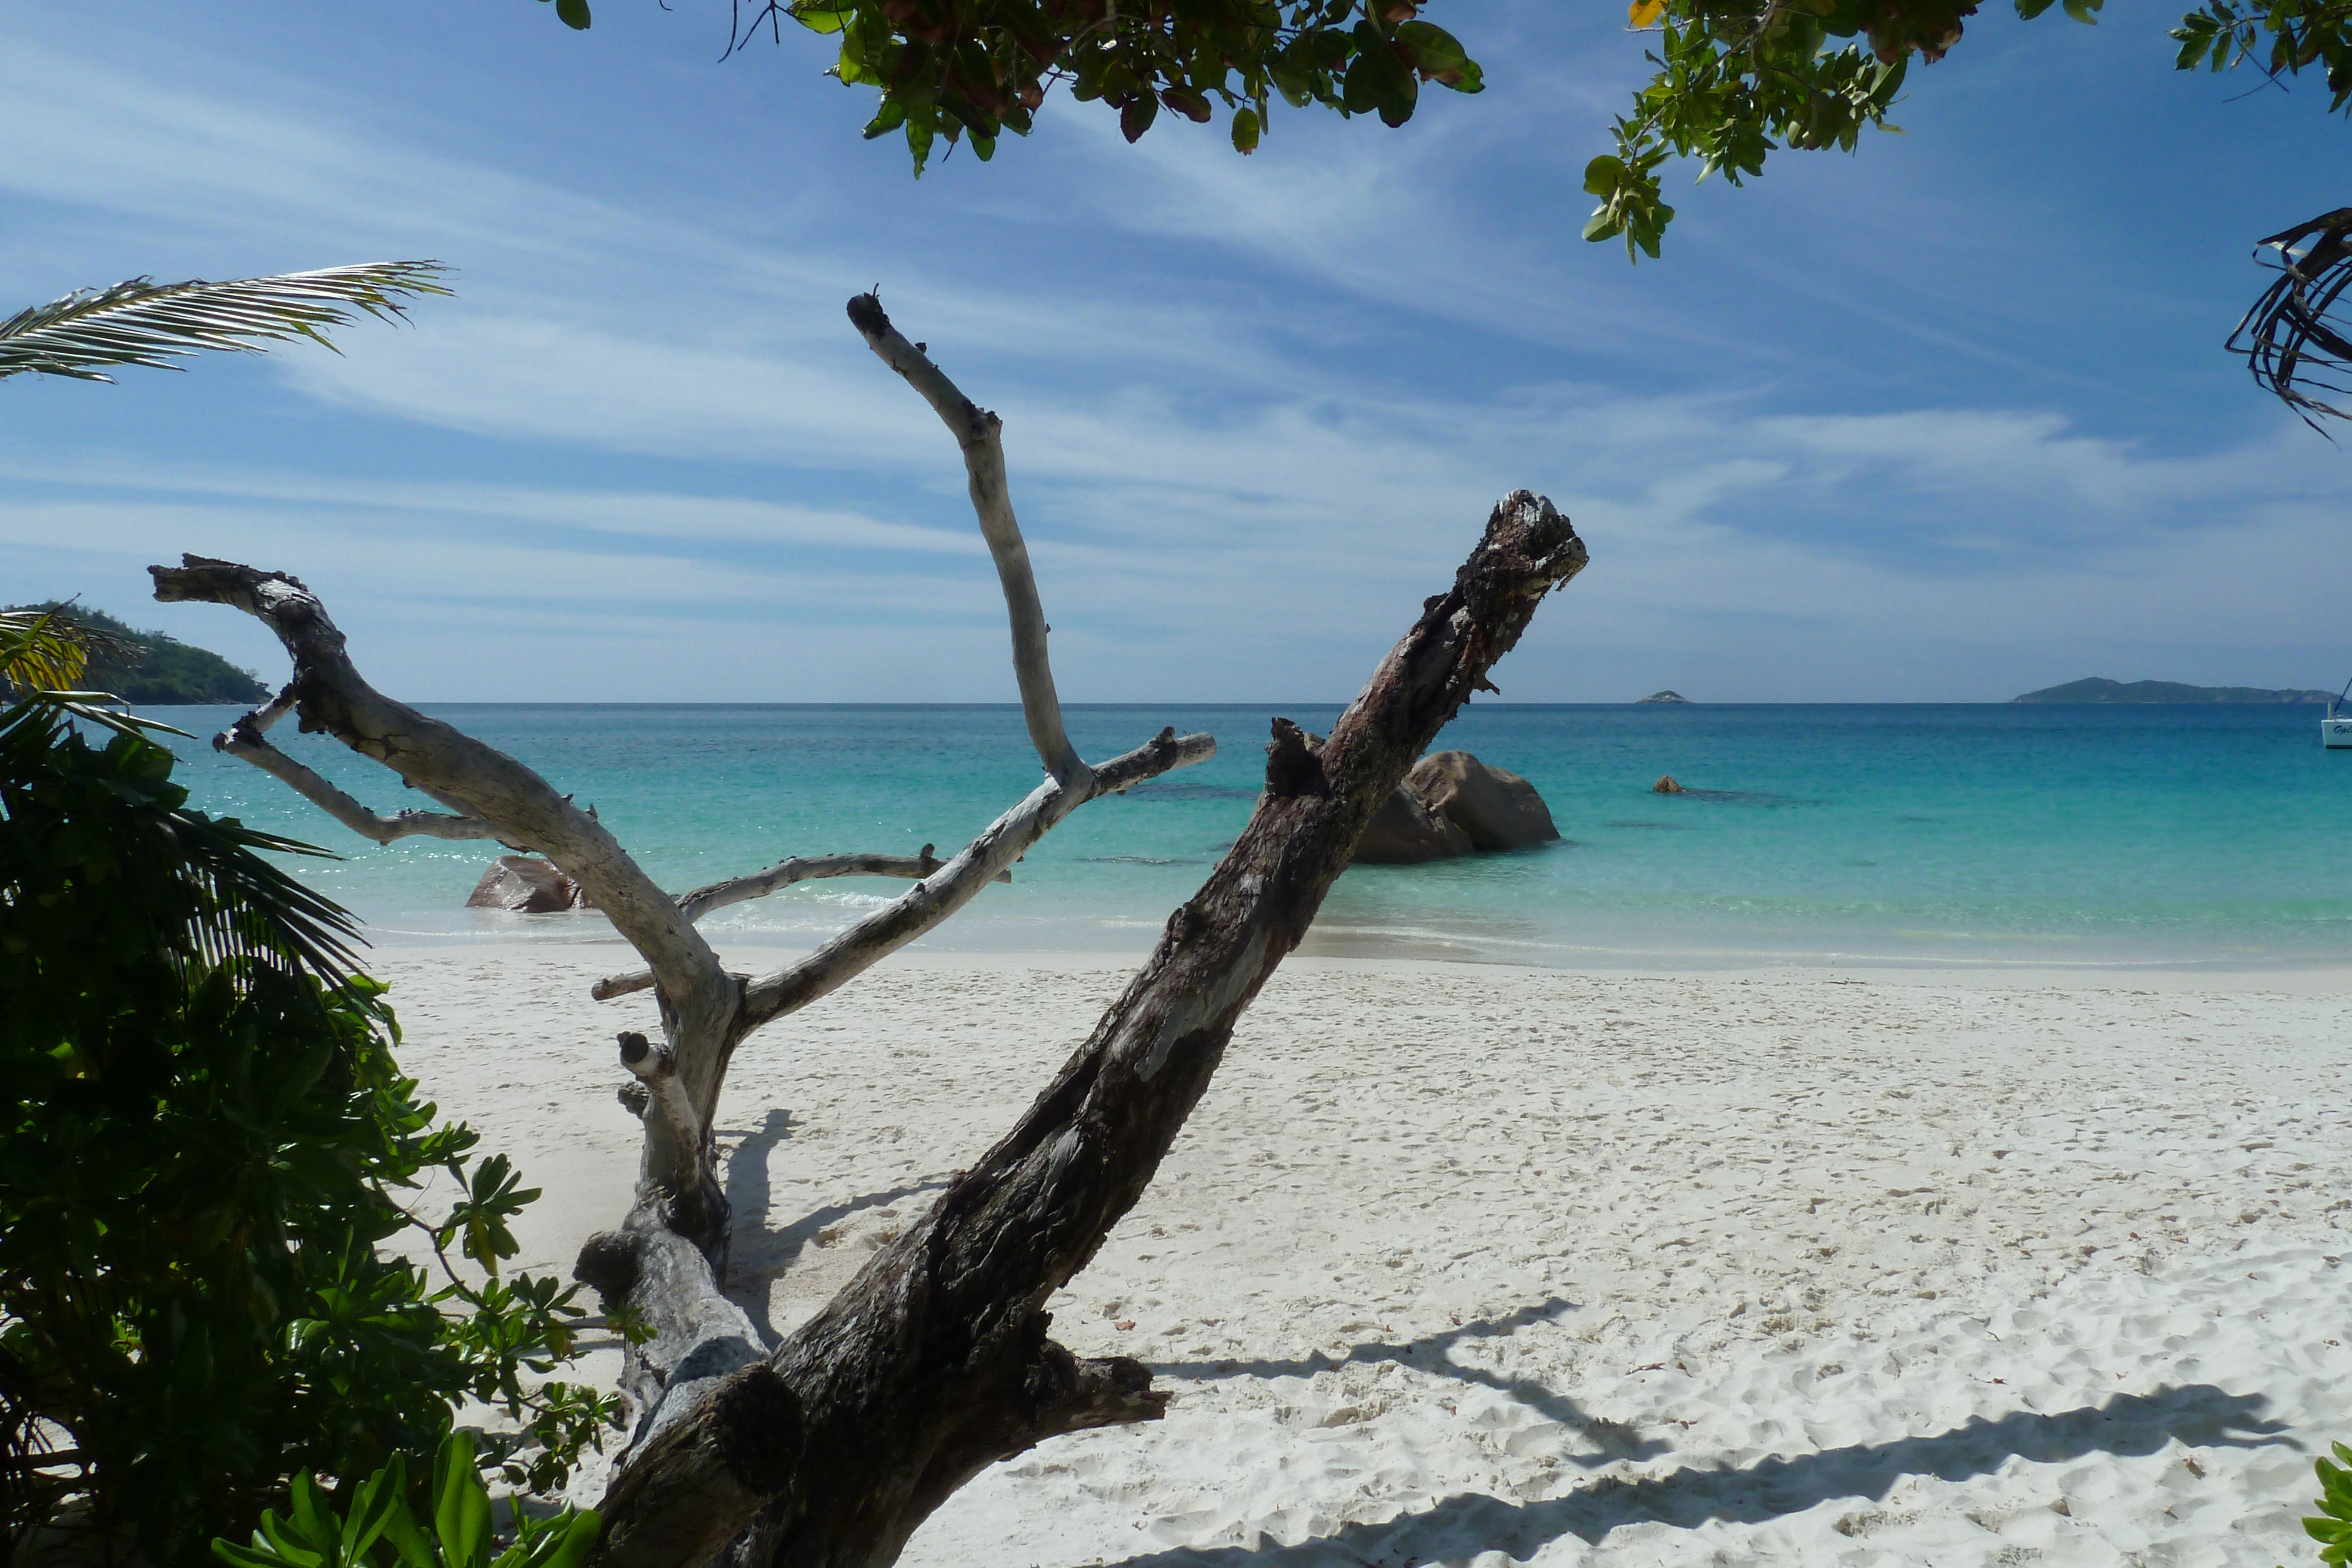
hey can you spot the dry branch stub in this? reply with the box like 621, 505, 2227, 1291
589, 491, 1586, 1568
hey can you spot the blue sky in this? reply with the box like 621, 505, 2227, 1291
1, 2, 2347, 702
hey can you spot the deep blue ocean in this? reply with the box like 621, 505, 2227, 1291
142, 702, 2352, 970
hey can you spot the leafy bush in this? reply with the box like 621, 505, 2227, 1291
1, 697, 619, 1567
212, 1432, 597, 1568
2298, 1440, 2352, 1564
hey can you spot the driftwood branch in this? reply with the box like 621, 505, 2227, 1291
847, 293, 1083, 787
618, 1031, 703, 1174
213, 706, 503, 846
736, 726, 1214, 1034
149, 556, 742, 1218
679, 847, 1006, 922
590, 491, 1588, 1568
589, 848, 1017, 1004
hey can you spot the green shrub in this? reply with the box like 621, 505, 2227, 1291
211, 1432, 597, 1568
2298, 1440, 2352, 1564
1, 698, 619, 1566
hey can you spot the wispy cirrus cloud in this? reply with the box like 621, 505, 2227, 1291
0, 1, 2341, 707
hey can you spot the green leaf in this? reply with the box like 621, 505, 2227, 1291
1396, 19, 1471, 73
1341, 21, 1419, 123
791, 2, 853, 34
379, 1499, 439, 1568
554, 0, 591, 29
1231, 105, 1262, 152
1119, 93, 1159, 142
435, 1433, 493, 1568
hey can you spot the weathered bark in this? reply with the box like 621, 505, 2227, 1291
213, 686, 505, 844
591, 490, 1588, 1568
595, 726, 1214, 1008
846, 291, 1084, 788
590, 850, 1013, 1002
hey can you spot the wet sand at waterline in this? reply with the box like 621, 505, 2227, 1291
373, 945, 2352, 1567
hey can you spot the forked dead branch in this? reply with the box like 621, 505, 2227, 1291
152, 295, 1587, 1568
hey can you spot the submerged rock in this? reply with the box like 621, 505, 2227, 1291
465, 855, 593, 913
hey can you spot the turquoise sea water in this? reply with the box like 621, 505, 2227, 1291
142, 703, 2352, 970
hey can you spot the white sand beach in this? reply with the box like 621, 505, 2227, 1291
375, 944, 2352, 1568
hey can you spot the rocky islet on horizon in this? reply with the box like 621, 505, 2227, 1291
2013, 677, 2340, 704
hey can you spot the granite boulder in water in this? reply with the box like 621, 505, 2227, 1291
1406, 751, 1559, 852
1355, 786, 1477, 864
1346, 749, 1559, 864
465, 855, 593, 912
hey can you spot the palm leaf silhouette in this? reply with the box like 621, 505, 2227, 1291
0, 261, 450, 383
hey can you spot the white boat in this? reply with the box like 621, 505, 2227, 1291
2329, 677, 2352, 748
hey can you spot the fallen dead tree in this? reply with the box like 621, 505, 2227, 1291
153, 293, 1587, 1568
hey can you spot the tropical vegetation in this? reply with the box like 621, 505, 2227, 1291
5, 602, 270, 706
1, 312, 614, 1568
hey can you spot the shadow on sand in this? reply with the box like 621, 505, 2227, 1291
1147, 1298, 1664, 1466
717, 1106, 947, 1330
1095, 1383, 2287, 1566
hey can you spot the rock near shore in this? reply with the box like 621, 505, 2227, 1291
1352, 751, 1558, 865
465, 855, 595, 913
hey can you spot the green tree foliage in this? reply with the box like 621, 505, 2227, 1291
211, 1432, 598, 1568
0, 694, 620, 1567
6, 601, 270, 706
533, 0, 2347, 250
2175, 0, 2352, 113
546, 0, 1483, 170
1586, 0, 2352, 260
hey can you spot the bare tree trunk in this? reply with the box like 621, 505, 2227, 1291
153, 291, 1586, 1568
593, 489, 1586, 1568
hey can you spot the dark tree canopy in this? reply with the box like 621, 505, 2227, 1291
1583, 0, 2352, 260
536, 0, 2346, 239
546, 0, 1482, 170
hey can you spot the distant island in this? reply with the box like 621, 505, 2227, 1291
2012, 677, 2339, 705
1637, 690, 1689, 704
10, 601, 270, 704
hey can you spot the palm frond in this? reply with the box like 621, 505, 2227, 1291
2229, 206, 2352, 434
0, 261, 452, 383
0, 606, 90, 692
0, 701, 364, 987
